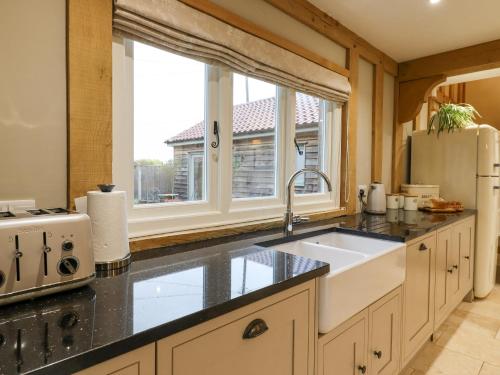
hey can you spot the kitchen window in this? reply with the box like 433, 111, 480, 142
294, 92, 326, 195
232, 73, 279, 199
113, 38, 343, 237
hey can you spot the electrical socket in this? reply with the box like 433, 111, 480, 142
357, 185, 368, 198
0, 200, 36, 212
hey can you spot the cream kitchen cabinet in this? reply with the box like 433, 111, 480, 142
435, 217, 476, 328
318, 309, 369, 375
157, 280, 316, 375
402, 215, 476, 368
369, 288, 402, 375
402, 233, 436, 366
74, 344, 155, 375
434, 226, 457, 328
456, 216, 475, 298
318, 287, 402, 375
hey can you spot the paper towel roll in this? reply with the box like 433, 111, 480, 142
87, 190, 130, 263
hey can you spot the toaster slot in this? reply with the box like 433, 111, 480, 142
27, 209, 50, 216
46, 208, 68, 214
14, 235, 22, 282
42, 232, 51, 277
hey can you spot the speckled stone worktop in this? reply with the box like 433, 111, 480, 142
0, 209, 475, 374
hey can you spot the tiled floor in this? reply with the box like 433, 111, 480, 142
402, 285, 500, 375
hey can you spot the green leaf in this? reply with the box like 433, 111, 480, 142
427, 102, 480, 136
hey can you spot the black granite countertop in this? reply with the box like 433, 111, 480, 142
0, 208, 475, 374
0, 244, 328, 375
335, 209, 476, 242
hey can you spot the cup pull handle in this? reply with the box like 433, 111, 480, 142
242, 319, 268, 339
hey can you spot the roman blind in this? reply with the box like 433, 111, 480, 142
113, 0, 351, 102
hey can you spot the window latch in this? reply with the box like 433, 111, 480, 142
211, 121, 220, 149
294, 137, 306, 155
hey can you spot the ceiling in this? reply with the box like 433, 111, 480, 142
309, 0, 500, 62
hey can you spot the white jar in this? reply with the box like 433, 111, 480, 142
386, 194, 399, 210
398, 194, 405, 209
404, 195, 419, 211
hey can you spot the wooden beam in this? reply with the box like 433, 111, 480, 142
264, 0, 398, 76
67, 0, 113, 208
391, 79, 403, 192
398, 75, 446, 123
371, 64, 384, 182
341, 49, 359, 214
399, 39, 500, 82
179, 0, 349, 77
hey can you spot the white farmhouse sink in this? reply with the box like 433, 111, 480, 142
273, 232, 405, 333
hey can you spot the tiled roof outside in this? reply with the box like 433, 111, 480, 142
167, 93, 319, 144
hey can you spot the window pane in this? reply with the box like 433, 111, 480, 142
232, 73, 277, 198
294, 92, 324, 194
133, 41, 206, 204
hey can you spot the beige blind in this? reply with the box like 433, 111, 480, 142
113, 0, 351, 102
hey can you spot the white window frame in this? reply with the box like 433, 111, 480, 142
295, 143, 307, 187
112, 37, 343, 238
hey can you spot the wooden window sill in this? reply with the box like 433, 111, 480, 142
129, 208, 347, 252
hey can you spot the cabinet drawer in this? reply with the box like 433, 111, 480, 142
157, 283, 314, 375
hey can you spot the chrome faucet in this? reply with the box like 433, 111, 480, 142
284, 168, 333, 236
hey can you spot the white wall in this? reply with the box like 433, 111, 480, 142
211, 0, 347, 68
356, 58, 375, 211
0, 0, 67, 208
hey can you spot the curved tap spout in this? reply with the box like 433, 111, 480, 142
284, 168, 333, 236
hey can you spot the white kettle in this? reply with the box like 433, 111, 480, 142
366, 182, 386, 214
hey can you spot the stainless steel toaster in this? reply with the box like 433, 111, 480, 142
0, 208, 95, 306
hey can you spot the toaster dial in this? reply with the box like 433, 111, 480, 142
57, 256, 80, 276
61, 240, 74, 252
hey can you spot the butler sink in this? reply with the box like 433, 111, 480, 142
272, 232, 405, 333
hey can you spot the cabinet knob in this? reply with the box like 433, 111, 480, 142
358, 365, 367, 374
464, 256, 470, 260
453, 265, 458, 269
419, 243, 428, 251
447, 268, 453, 274
242, 319, 268, 339
373, 350, 382, 359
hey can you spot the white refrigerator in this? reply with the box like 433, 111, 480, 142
411, 124, 500, 298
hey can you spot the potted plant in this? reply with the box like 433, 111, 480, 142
427, 103, 481, 135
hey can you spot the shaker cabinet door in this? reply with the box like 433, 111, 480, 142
458, 217, 475, 298
369, 287, 401, 375
318, 310, 369, 375
402, 233, 436, 366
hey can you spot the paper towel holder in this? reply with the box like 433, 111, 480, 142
95, 253, 131, 273
93, 184, 132, 273
97, 184, 115, 193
